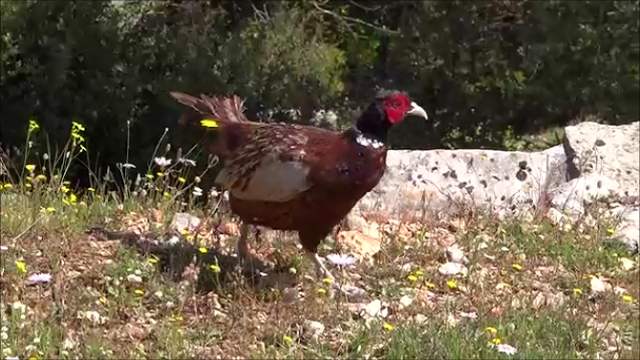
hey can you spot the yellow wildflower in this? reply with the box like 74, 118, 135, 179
606, 228, 615, 235
198, 246, 208, 254
283, 334, 293, 344
28, 119, 40, 132
485, 326, 498, 334
622, 295, 634, 303
407, 274, 418, 282
317, 288, 327, 295
15, 260, 27, 273
500, 228, 507, 235
323, 277, 333, 285
25, 164, 36, 172
209, 264, 221, 273
512, 263, 522, 271
134, 289, 144, 296
145, 174, 154, 180
425, 281, 436, 289
383, 322, 395, 331
36, 174, 46, 181
72, 121, 85, 132
492, 337, 501, 345
414, 270, 424, 276
447, 279, 457, 289
573, 288, 583, 295
178, 177, 186, 184
147, 257, 159, 264
163, 191, 171, 199
99, 296, 107, 304
88, 187, 95, 192
156, 172, 164, 177
1, 183, 12, 190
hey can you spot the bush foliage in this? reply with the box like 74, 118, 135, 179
1, 0, 638, 175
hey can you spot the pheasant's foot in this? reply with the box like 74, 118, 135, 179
304, 252, 366, 301
306, 251, 336, 281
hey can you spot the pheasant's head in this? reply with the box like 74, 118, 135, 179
356, 89, 429, 141
378, 90, 428, 124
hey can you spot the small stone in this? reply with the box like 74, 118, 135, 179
337, 230, 381, 262
590, 277, 610, 293
331, 285, 367, 302
401, 263, 413, 272
221, 222, 240, 235
545, 208, 566, 225
438, 262, 468, 276
126, 274, 142, 283
362, 299, 387, 319
170, 212, 201, 234
413, 314, 428, 324
446, 313, 459, 328
619, 257, 636, 271
302, 320, 325, 341
282, 287, 301, 304
398, 295, 413, 310
531, 292, 546, 310
445, 244, 468, 264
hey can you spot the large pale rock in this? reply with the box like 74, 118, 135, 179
344, 121, 639, 253
608, 207, 640, 253
563, 121, 639, 195
548, 173, 620, 216
347, 145, 567, 225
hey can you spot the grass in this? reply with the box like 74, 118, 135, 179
1, 120, 639, 360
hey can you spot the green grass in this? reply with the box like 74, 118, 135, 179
1, 120, 639, 359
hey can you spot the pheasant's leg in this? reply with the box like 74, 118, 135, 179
306, 251, 335, 283
237, 223, 267, 273
300, 228, 344, 289
237, 222, 251, 261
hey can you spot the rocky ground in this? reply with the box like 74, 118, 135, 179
1, 189, 638, 359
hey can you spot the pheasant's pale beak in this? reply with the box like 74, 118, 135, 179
407, 102, 429, 120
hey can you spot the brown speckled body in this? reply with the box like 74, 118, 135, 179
223, 123, 387, 252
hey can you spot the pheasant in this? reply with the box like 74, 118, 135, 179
171, 89, 429, 284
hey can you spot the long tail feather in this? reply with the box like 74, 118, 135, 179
170, 91, 249, 125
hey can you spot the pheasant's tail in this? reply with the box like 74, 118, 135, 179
170, 91, 249, 125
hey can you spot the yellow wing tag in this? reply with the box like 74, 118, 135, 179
201, 119, 219, 128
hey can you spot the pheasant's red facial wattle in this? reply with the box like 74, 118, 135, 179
382, 94, 412, 124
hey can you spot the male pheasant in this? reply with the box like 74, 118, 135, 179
171, 89, 429, 283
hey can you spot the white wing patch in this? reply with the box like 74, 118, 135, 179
216, 158, 312, 202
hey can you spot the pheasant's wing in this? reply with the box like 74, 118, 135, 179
215, 124, 320, 203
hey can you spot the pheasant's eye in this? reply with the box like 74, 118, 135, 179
392, 101, 401, 108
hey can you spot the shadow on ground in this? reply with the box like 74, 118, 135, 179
84, 227, 300, 294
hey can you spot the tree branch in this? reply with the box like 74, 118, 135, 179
310, 1, 400, 35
